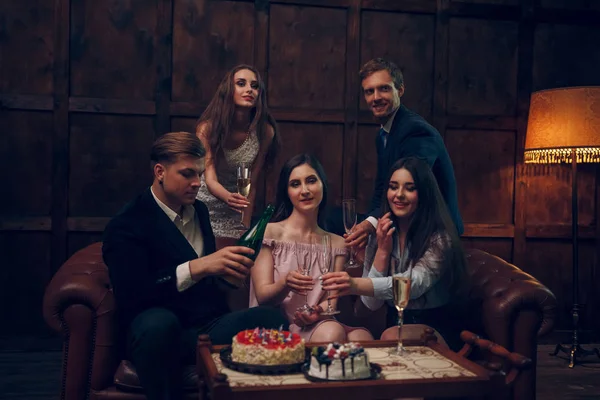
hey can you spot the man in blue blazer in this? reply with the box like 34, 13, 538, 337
103, 132, 287, 400
346, 58, 463, 249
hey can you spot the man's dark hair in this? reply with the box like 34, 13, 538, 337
359, 58, 404, 88
150, 132, 206, 167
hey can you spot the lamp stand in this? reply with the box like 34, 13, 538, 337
550, 149, 600, 368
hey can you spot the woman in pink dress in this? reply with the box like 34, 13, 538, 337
250, 154, 373, 342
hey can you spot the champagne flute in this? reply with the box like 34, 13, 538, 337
318, 234, 340, 316
393, 267, 412, 355
236, 163, 251, 228
342, 199, 359, 268
295, 240, 313, 312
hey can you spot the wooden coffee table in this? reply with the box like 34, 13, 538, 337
196, 328, 519, 400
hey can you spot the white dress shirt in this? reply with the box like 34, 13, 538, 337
151, 188, 203, 292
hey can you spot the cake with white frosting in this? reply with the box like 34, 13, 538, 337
231, 328, 305, 365
308, 342, 371, 380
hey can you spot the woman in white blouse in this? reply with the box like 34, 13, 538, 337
322, 157, 466, 349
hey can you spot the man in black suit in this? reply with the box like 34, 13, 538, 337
102, 132, 287, 400
346, 58, 463, 249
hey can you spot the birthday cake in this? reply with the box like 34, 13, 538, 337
308, 342, 371, 380
231, 328, 305, 365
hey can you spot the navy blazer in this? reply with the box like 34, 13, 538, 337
369, 105, 464, 235
102, 188, 229, 329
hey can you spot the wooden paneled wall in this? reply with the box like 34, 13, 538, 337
1, 0, 600, 341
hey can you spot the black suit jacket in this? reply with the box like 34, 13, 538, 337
102, 188, 229, 329
369, 105, 464, 235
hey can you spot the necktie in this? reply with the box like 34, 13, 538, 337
378, 127, 388, 149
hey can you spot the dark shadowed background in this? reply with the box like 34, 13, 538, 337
1, 0, 600, 347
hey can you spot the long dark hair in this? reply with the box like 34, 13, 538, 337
196, 64, 280, 168
273, 154, 328, 227
381, 157, 466, 297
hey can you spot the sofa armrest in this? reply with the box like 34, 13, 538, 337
465, 249, 557, 400
43, 243, 119, 399
466, 249, 557, 345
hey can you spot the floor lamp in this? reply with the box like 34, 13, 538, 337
524, 86, 600, 368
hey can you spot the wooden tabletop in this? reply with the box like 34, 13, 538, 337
196, 330, 506, 400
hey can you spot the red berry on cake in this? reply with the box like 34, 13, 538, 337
231, 328, 305, 366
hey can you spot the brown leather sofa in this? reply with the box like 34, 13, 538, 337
43, 242, 556, 400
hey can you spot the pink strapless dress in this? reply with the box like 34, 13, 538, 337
249, 239, 365, 341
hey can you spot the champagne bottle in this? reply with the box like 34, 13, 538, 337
237, 204, 275, 260
222, 204, 276, 288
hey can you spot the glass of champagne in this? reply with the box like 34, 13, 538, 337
393, 270, 412, 355
342, 199, 359, 268
318, 234, 340, 316
295, 240, 313, 312
236, 163, 251, 227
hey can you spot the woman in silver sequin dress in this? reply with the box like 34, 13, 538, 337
196, 65, 280, 238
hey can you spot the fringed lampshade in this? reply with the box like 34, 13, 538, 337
524, 87, 600, 164
524, 86, 600, 368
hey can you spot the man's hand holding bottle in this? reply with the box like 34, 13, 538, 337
189, 246, 254, 282
189, 204, 275, 288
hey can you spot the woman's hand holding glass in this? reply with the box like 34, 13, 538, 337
284, 270, 313, 296
225, 192, 250, 213
320, 271, 355, 298
342, 199, 361, 269
294, 240, 315, 312
292, 305, 322, 327
391, 256, 414, 355
318, 234, 340, 316
236, 162, 252, 227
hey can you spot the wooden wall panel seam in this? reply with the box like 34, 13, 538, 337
535, 7, 600, 25
50, 0, 71, 273
447, 3, 520, 21
171, 103, 347, 122
155, 0, 174, 137
270, 0, 351, 8
273, 109, 345, 123
0, 95, 53, 111
66, 217, 110, 232
512, 0, 535, 267
525, 224, 597, 239
0, 218, 52, 231
254, 0, 271, 211
360, 0, 437, 14
68, 97, 156, 115
445, 115, 517, 131
432, 0, 449, 136
0, 96, 527, 129
2, 218, 590, 238
170, 101, 204, 117
462, 223, 515, 238
357, 2, 600, 23
342, 0, 361, 199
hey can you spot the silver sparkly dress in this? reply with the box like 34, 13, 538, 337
196, 131, 260, 238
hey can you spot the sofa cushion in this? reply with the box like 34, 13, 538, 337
114, 360, 198, 392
